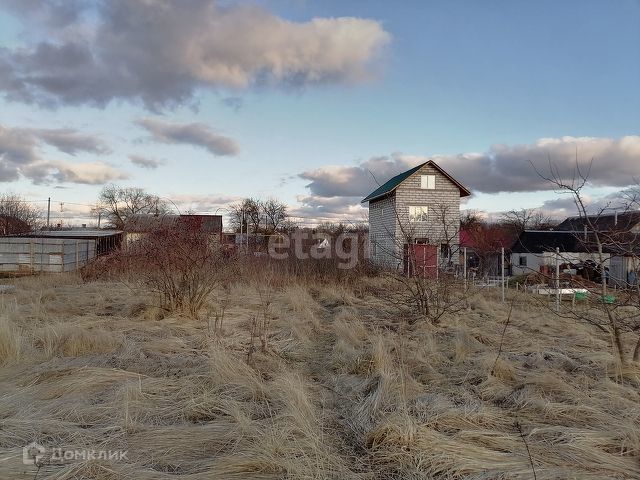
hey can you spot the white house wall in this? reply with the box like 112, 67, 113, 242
511, 251, 612, 277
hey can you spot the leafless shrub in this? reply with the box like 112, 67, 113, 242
375, 201, 480, 325
109, 227, 235, 318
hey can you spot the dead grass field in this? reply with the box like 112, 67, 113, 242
0, 273, 639, 479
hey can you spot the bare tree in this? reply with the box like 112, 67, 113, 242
229, 197, 289, 234
0, 193, 41, 233
501, 208, 553, 233
262, 197, 287, 234
97, 185, 170, 230
460, 209, 483, 230
535, 161, 640, 365
228, 198, 262, 233
464, 221, 515, 276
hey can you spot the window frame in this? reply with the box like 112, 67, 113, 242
420, 174, 436, 190
409, 205, 428, 223
518, 255, 527, 267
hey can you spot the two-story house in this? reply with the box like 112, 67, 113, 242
361, 160, 471, 271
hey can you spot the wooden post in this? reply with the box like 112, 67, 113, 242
463, 247, 467, 290
501, 247, 505, 303
29, 239, 34, 273
555, 247, 560, 312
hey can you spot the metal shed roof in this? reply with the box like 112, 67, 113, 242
4, 230, 123, 239
555, 211, 640, 232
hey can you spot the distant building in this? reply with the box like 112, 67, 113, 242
510, 211, 640, 286
555, 211, 640, 233
124, 214, 223, 243
361, 160, 471, 272
0, 215, 31, 236
509, 230, 609, 277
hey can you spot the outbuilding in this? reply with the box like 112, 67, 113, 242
0, 230, 122, 274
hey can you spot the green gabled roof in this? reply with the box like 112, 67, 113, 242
361, 163, 425, 203
360, 160, 471, 203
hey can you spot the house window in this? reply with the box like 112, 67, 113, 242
441, 243, 452, 260
409, 206, 428, 222
421, 175, 436, 189
518, 255, 527, 267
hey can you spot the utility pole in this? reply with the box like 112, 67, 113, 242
46, 197, 51, 230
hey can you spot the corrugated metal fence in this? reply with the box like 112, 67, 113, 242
0, 237, 96, 273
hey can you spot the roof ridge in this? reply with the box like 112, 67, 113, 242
361, 160, 470, 203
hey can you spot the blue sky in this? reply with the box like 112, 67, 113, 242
0, 0, 638, 225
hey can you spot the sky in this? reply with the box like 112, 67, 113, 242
0, 0, 638, 227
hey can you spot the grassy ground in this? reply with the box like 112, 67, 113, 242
0, 274, 639, 479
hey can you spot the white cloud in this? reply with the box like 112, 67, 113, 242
0, 0, 391, 109
297, 135, 640, 218
301, 136, 640, 198
31, 160, 129, 185
170, 193, 243, 213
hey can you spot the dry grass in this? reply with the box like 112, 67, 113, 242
0, 317, 22, 366
0, 273, 638, 479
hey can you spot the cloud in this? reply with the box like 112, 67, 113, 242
39, 160, 129, 184
129, 154, 165, 169
537, 188, 640, 219
433, 136, 640, 194
0, 122, 123, 184
220, 96, 244, 112
289, 194, 367, 222
301, 136, 640, 198
135, 117, 239, 156
298, 135, 640, 218
0, 0, 391, 109
300, 154, 419, 198
0, 124, 40, 164
0, 124, 109, 161
0, 0, 88, 29
31, 129, 110, 155
170, 193, 242, 213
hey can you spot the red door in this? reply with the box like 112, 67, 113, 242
403, 244, 438, 278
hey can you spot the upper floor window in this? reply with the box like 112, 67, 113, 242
409, 205, 428, 222
420, 175, 436, 189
